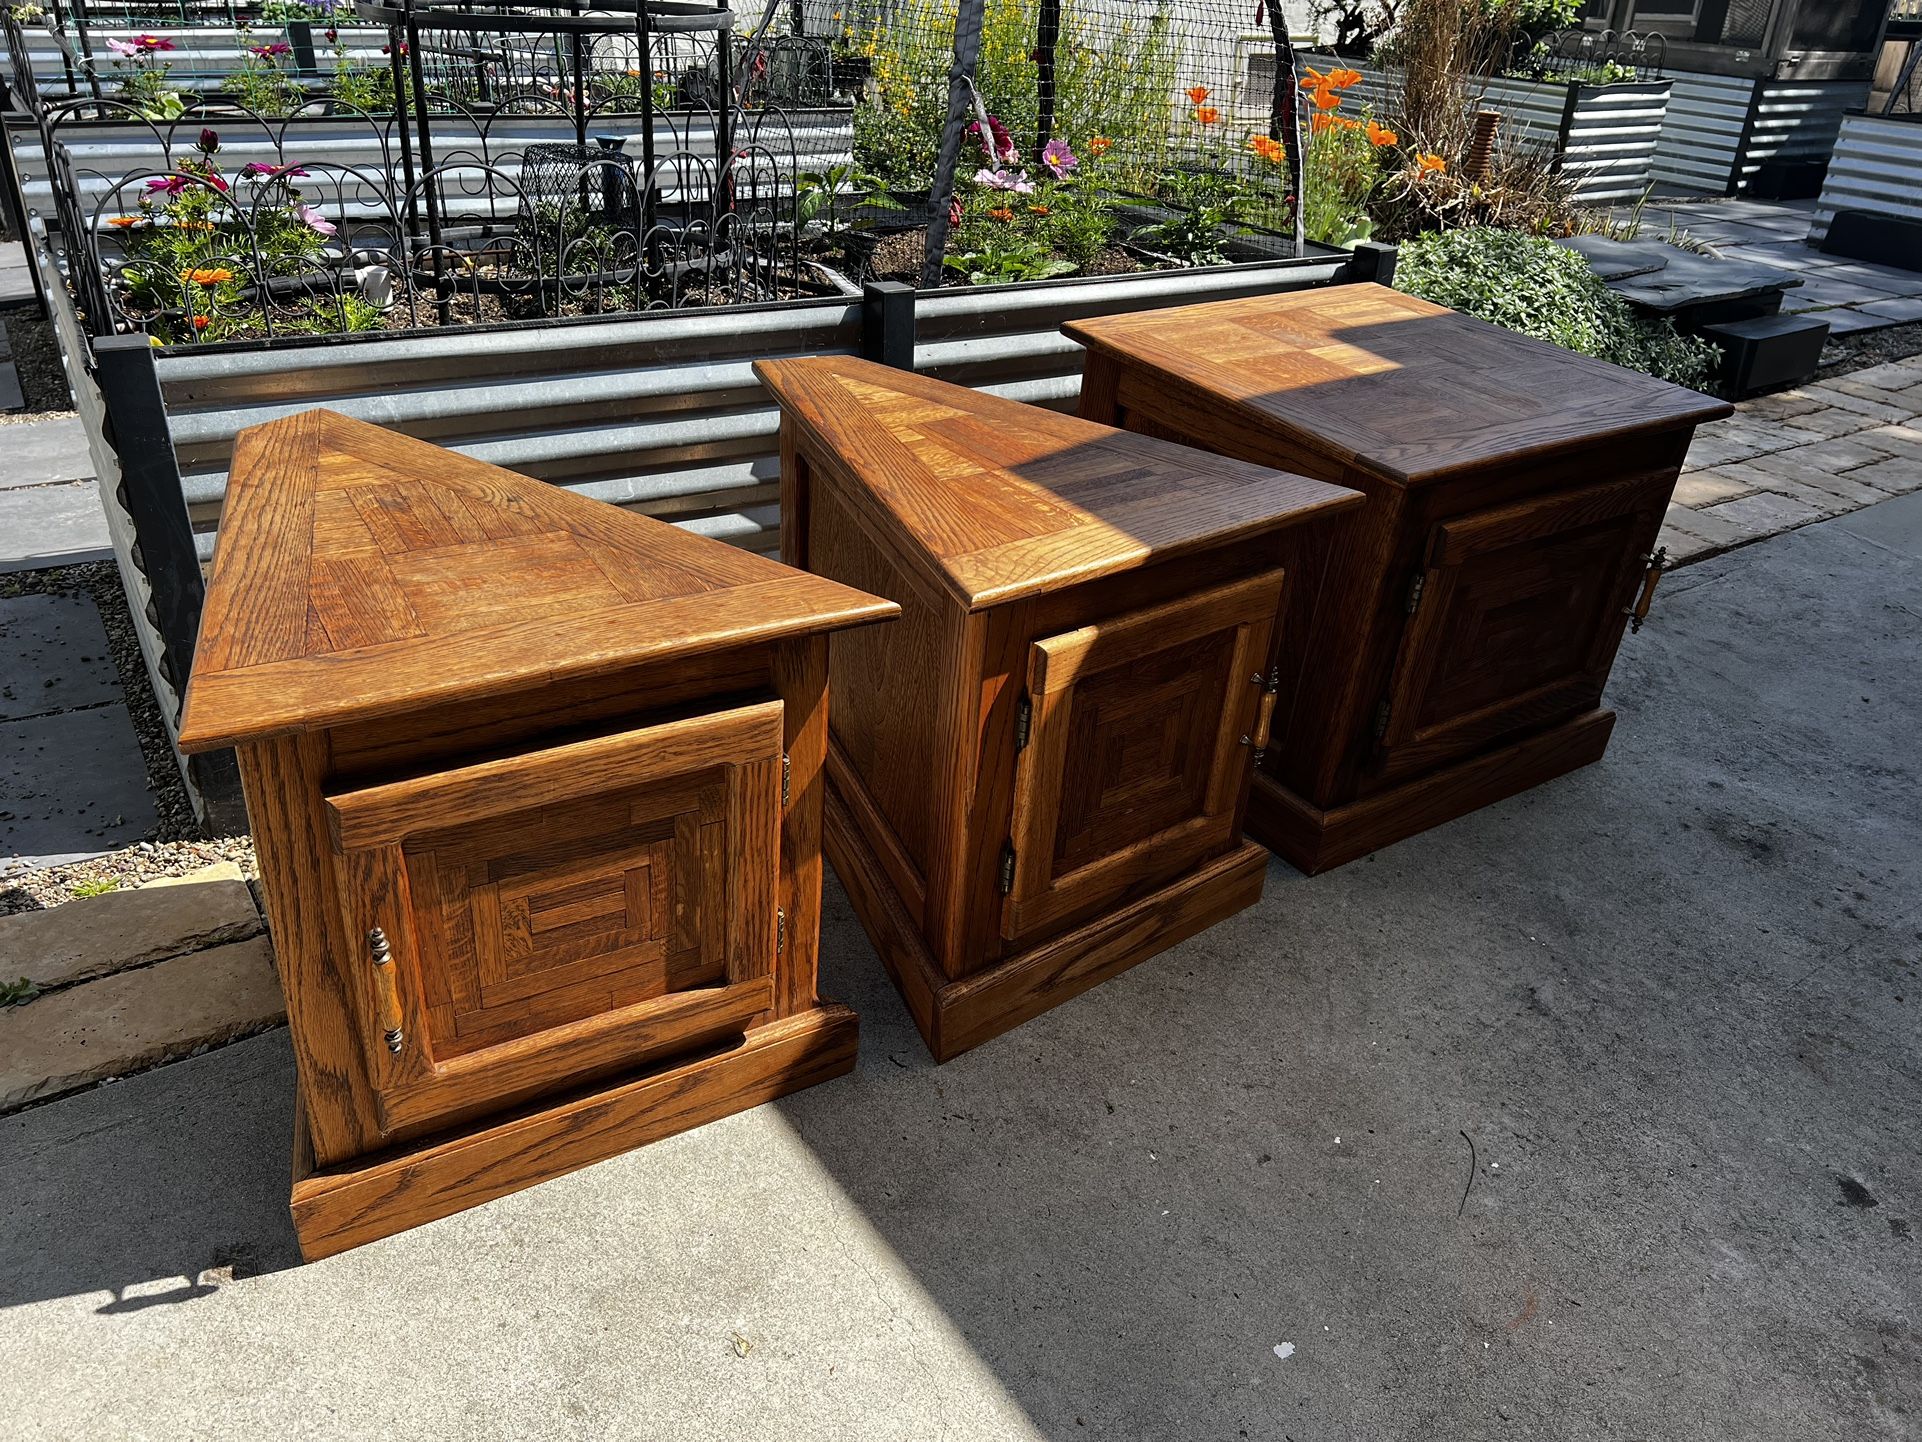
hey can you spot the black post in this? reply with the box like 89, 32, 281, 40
920, 0, 985, 287
1344, 239, 1397, 286
860, 279, 915, 369
1264, 0, 1305, 257
287, 20, 318, 79
1034, 0, 1059, 150
93, 334, 204, 709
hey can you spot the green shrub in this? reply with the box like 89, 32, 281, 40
1395, 227, 1720, 391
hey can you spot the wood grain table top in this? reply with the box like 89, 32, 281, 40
1063, 283, 1734, 488
177, 410, 897, 751
754, 355, 1362, 612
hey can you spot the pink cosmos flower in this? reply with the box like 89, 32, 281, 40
145, 174, 188, 195
241, 162, 309, 180
1041, 139, 1077, 179
132, 34, 174, 51
297, 203, 337, 236
249, 41, 292, 57
972, 166, 1034, 195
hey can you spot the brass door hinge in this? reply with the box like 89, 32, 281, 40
781, 753, 790, 807
1406, 572, 1427, 615
1373, 700, 1391, 740
1014, 695, 1032, 753
998, 844, 1016, 894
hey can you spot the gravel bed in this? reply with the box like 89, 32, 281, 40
0, 835, 258, 914
1819, 319, 1922, 380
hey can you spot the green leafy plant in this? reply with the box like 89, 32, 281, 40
70, 877, 120, 898
106, 128, 343, 344
325, 27, 392, 112
104, 32, 184, 121
0, 977, 40, 1007
232, 27, 303, 117
1138, 164, 1250, 266
1396, 226, 1720, 390
795, 162, 901, 244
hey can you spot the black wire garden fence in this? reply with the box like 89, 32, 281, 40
2, 0, 1374, 346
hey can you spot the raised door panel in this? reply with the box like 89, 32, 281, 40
1003, 570, 1282, 942
1374, 473, 1669, 781
326, 700, 783, 1136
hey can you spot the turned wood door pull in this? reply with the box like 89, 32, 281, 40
367, 927, 405, 1055
1244, 667, 1281, 764
1626, 547, 1666, 635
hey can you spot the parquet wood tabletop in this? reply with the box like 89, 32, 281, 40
752, 355, 1360, 610
178, 409, 895, 752
1064, 283, 1732, 487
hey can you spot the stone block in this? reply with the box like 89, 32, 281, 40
0, 936, 284, 1113
0, 875, 260, 991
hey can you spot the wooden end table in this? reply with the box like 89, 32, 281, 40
756, 357, 1361, 1060
178, 410, 896, 1257
1065, 283, 1734, 874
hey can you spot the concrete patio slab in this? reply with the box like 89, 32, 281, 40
0, 703, 156, 875
0, 873, 261, 992
0, 593, 119, 721
0, 480, 112, 573
0, 502, 1915, 1441
0, 417, 95, 491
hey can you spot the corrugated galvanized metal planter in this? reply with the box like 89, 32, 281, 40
1650, 72, 1872, 197
1301, 54, 1670, 205
1810, 112, 1922, 245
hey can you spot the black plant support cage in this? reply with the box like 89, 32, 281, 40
0, 0, 1337, 346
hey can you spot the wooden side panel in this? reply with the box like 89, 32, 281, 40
808, 478, 949, 885
234, 732, 383, 1165
772, 636, 829, 1018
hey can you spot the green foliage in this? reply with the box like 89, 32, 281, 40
69, 878, 120, 898
107, 137, 341, 344
1301, 112, 1391, 246
327, 40, 393, 113
1137, 166, 1249, 267
110, 49, 184, 121
0, 977, 40, 1007
232, 29, 302, 118
260, 0, 335, 18
1395, 226, 1720, 390
844, 0, 1180, 192
795, 162, 900, 241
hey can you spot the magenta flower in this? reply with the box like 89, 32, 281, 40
132, 34, 174, 51
197, 127, 219, 153
967, 115, 1018, 166
249, 41, 292, 57
1041, 139, 1077, 179
972, 166, 1035, 195
297, 203, 337, 237
241, 162, 309, 180
145, 175, 188, 195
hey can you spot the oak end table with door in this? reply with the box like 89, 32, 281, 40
1065, 284, 1734, 874
177, 409, 898, 1259
755, 357, 1362, 1061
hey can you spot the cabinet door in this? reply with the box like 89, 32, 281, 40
1002, 570, 1281, 942
1375, 473, 1668, 780
325, 699, 783, 1136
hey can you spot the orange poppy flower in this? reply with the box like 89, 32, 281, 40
1088, 135, 1112, 155
1247, 134, 1285, 163
1366, 119, 1398, 147
1194, 106, 1220, 125
987, 207, 1013, 222
1310, 85, 1342, 110
187, 266, 233, 285
1328, 68, 1363, 88
1027, 203, 1050, 215
1415, 152, 1447, 173
106, 214, 141, 227
1185, 85, 1209, 105
1298, 66, 1326, 91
